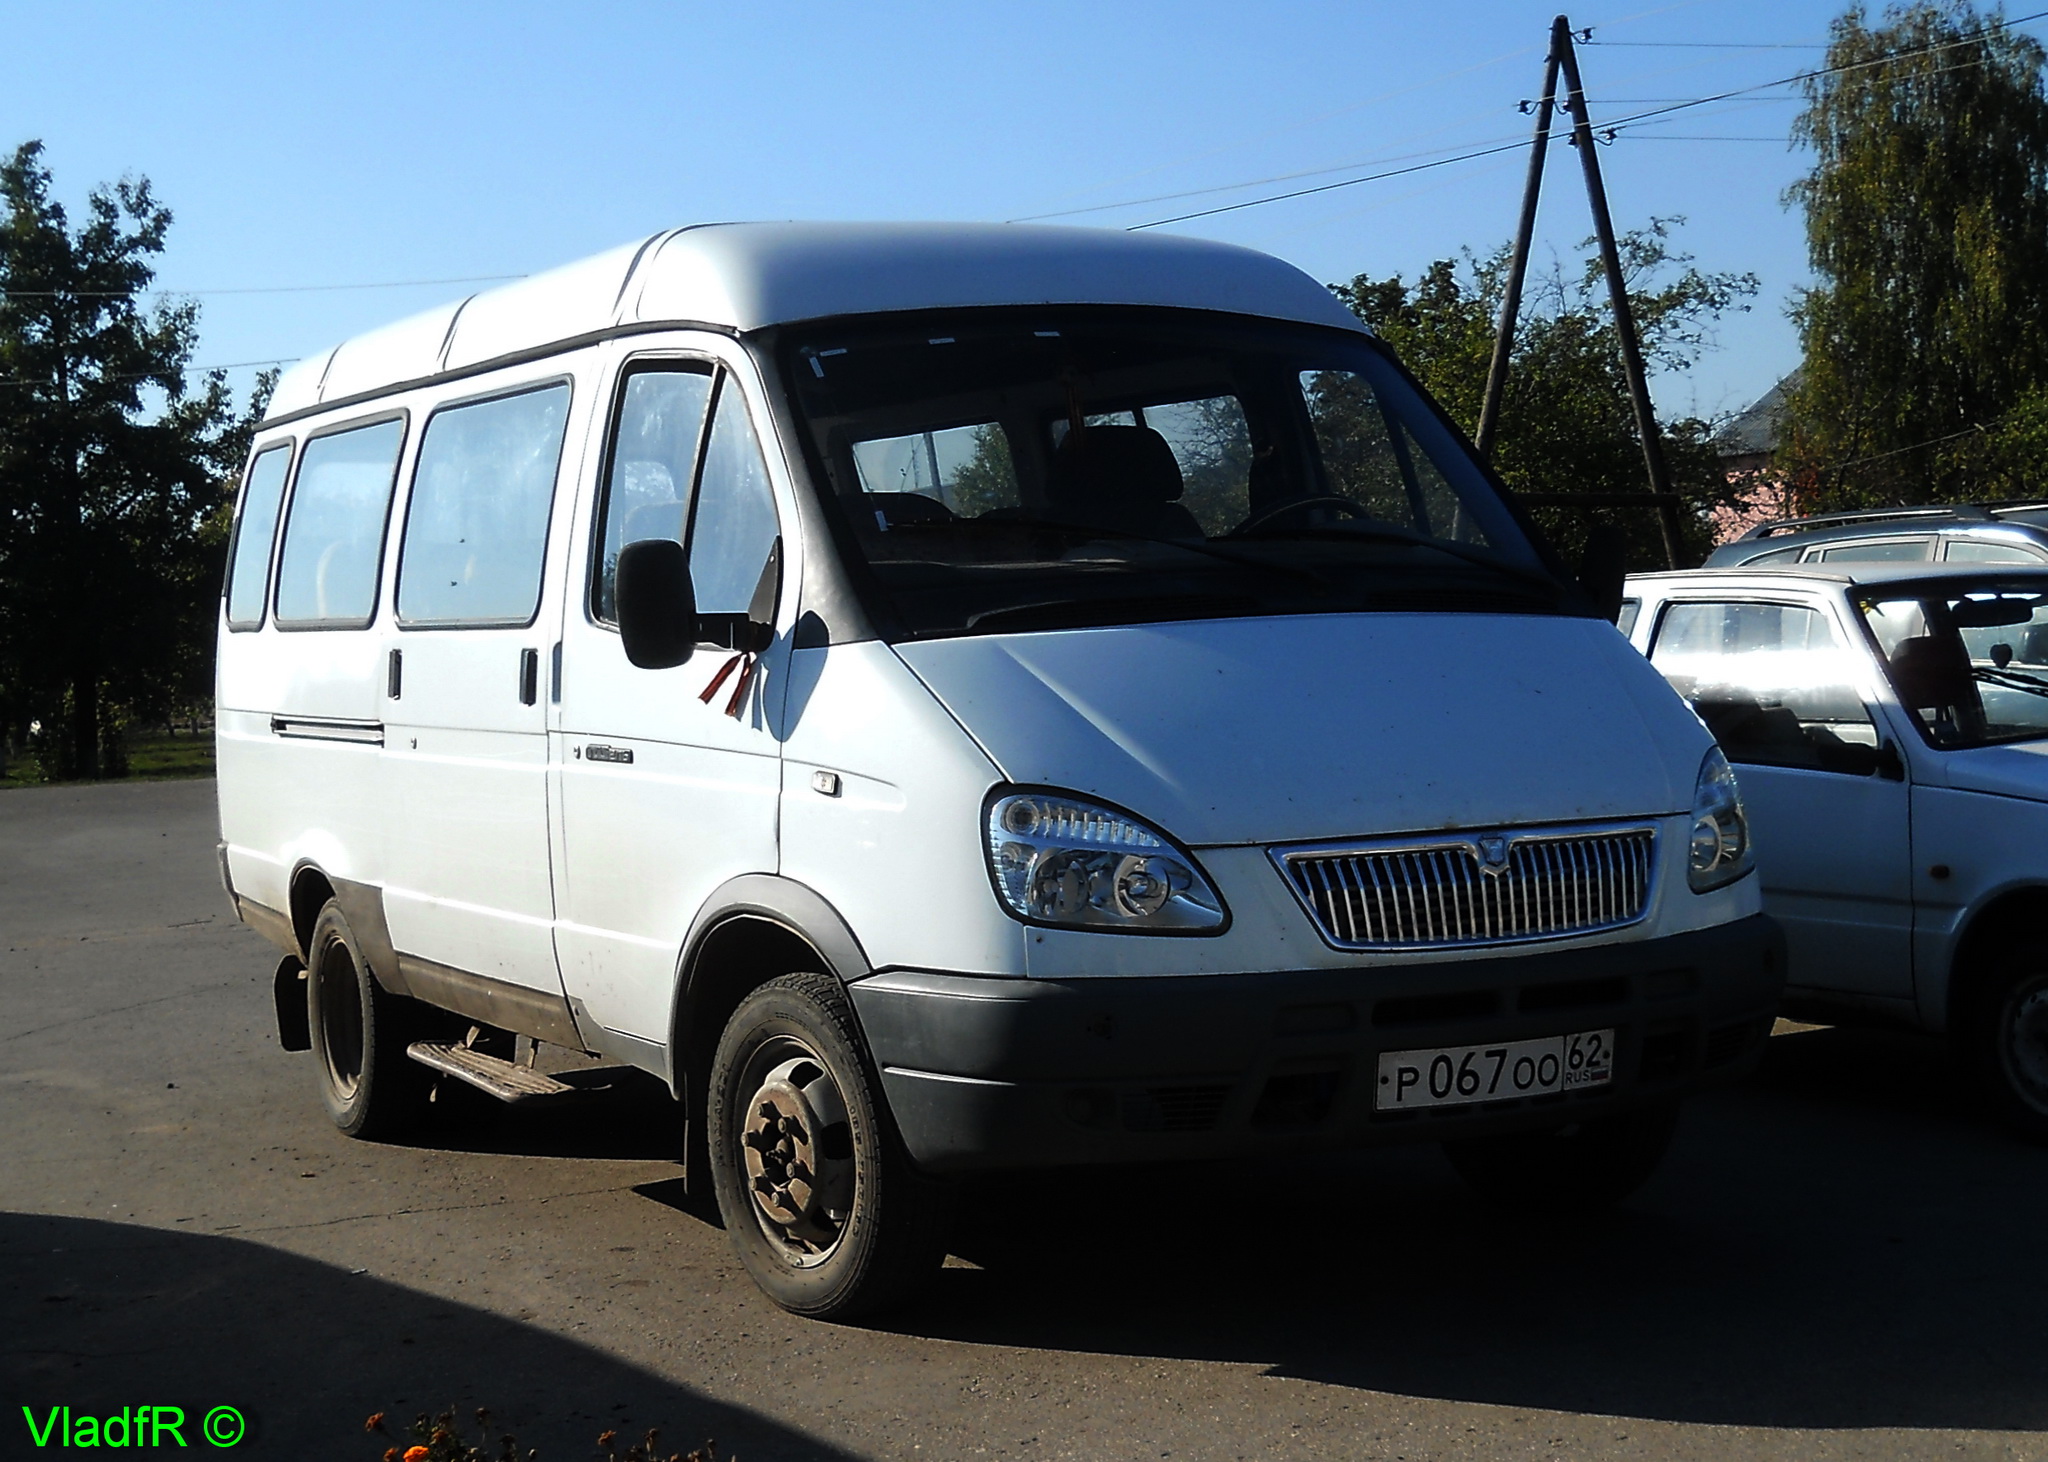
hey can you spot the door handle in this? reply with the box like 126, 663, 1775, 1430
387, 648, 402, 700
519, 648, 539, 706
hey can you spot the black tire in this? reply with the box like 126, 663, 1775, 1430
1443, 1100, 1680, 1208
1962, 956, 2048, 1140
706, 972, 953, 1319
304, 897, 432, 1140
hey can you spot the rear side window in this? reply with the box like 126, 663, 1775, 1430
1944, 538, 2044, 563
275, 418, 405, 628
225, 443, 292, 629
688, 378, 781, 616
397, 383, 572, 627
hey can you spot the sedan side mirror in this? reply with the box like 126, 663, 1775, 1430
616, 539, 698, 669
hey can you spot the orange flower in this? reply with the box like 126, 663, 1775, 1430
366, 1413, 388, 1434
382, 1450, 400, 1462
403, 1447, 430, 1462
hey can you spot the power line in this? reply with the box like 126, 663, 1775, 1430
1125, 7, 2048, 230
0, 274, 523, 299
0, 356, 298, 389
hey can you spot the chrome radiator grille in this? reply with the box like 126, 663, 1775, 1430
1273, 825, 1657, 951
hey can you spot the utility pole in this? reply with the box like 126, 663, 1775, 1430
1555, 17, 1685, 569
1475, 36, 1561, 458
1480, 15, 1686, 570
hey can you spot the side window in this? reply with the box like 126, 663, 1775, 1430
397, 383, 571, 627
1818, 537, 1929, 562
1650, 600, 1882, 774
225, 443, 293, 629
591, 366, 715, 622
852, 422, 1019, 519
1945, 538, 2044, 563
1742, 545, 1801, 565
274, 418, 405, 628
1300, 369, 1491, 547
1615, 598, 1641, 637
689, 376, 781, 617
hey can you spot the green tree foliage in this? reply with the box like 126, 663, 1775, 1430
1332, 219, 1756, 569
0, 140, 267, 779
1784, 2, 2048, 507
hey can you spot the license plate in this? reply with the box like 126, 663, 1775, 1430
1375, 1029, 1615, 1111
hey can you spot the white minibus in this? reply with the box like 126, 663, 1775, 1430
216, 222, 1781, 1317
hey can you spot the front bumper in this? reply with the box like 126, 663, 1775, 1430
848, 913, 1782, 1172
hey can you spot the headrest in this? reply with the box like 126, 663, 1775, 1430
1889, 635, 1971, 707
1049, 425, 1185, 511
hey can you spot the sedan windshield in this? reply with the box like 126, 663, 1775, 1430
1857, 579, 2048, 747
779, 311, 1563, 639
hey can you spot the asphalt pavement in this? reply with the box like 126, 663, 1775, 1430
4, 779, 2045, 1461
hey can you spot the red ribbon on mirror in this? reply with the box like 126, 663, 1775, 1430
699, 651, 757, 718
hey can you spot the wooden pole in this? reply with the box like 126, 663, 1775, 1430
1555, 17, 1686, 569
1475, 29, 1562, 460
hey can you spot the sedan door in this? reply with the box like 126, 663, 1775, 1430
1646, 595, 1915, 1002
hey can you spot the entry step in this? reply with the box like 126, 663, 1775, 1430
406, 1041, 580, 1104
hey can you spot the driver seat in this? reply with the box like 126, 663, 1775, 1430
1047, 425, 1204, 540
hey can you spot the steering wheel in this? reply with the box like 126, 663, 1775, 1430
1229, 494, 1371, 537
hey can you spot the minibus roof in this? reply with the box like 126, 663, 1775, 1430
265, 222, 1369, 423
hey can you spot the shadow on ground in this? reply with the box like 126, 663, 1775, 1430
1, 1212, 844, 1461
884, 1025, 2047, 1434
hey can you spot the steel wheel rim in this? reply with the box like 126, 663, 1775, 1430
314, 936, 364, 1101
2001, 977, 2048, 1113
735, 1034, 857, 1268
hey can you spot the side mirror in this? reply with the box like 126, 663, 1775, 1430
616, 539, 698, 669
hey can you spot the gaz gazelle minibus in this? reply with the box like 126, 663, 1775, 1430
216, 222, 1781, 1316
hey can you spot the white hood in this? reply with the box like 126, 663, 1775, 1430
1942, 740, 2048, 802
893, 612, 1708, 846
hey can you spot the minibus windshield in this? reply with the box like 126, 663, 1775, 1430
779, 311, 1566, 639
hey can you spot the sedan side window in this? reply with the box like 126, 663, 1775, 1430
1650, 600, 1883, 774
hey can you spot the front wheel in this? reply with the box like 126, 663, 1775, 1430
706, 972, 953, 1319
1963, 957, 2048, 1140
1443, 1100, 1680, 1208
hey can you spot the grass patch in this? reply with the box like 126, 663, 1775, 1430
2, 729, 215, 789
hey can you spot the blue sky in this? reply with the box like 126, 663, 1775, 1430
8, 1, 2034, 426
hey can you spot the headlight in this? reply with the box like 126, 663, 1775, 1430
983, 789, 1227, 933
1687, 746, 1754, 891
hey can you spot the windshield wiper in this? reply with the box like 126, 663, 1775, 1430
1973, 666, 2048, 697
1230, 519, 1565, 595
1000, 516, 1329, 588
964, 593, 1266, 633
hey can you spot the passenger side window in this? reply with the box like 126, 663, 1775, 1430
274, 418, 405, 628
1650, 600, 1882, 774
397, 383, 571, 626
1300, 369, 1490, 546
689, 377, 781, 616
225, 443, 292, 629
591, 367, 715, 623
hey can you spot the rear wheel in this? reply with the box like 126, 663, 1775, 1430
706, 972, 953, 1319
305, 898, 431, 1140
1443, 1100, 1680, 1208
